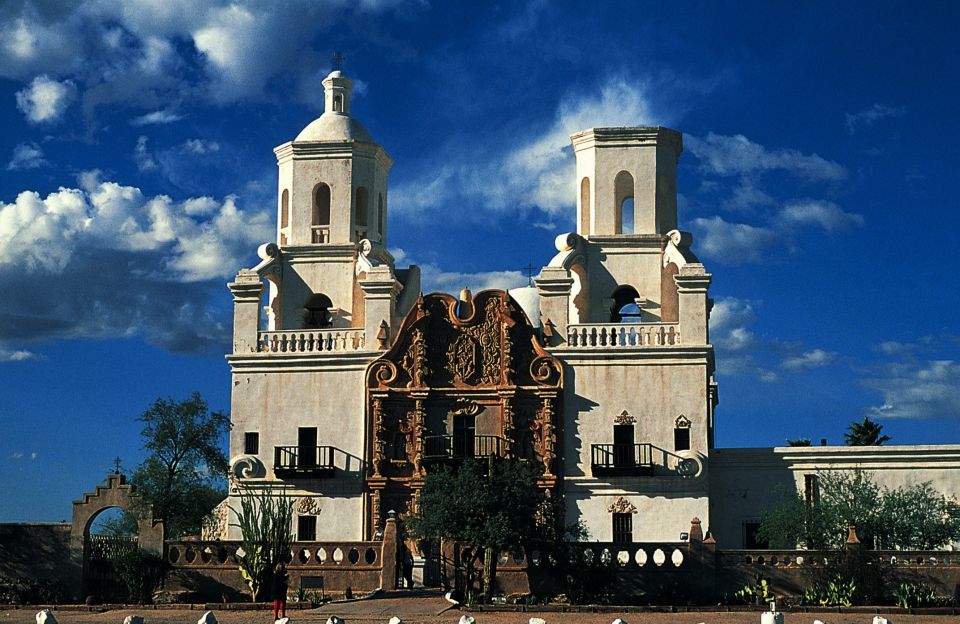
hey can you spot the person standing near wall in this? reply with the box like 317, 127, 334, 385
272, 562, 288, 620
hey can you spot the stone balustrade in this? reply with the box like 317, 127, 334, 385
166, 540, 381, 569
565, 323, 681, 348
257, 329, 366, 353
720, 549, 960, 568
528, 542, 689, 569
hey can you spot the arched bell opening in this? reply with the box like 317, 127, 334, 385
610, 286, 642, 323
303, 293, 334, 329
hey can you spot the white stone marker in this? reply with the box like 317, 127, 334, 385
760, 610, 783, 624
873, 618, 890, 624
813, 620, 826, 624
388, 617, 403, 624
123, 616, 144, 624
326, 617, 342, 624
612, 619, 627, 624
530, 618, 547, 624
276, 618, 290, 624
459, 616, 476, 624
197, 611, 218, 624
35, 610, 57, 624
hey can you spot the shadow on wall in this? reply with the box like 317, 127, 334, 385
565, 364, 599, 478
0, 523, 82, 600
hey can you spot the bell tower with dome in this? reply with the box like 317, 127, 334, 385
275, 69, 392, 248
255, 68, 404, 334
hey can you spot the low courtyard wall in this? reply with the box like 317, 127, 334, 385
164, 515, 398, 601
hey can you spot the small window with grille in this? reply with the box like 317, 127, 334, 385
244, 432, 259, 455
612, 513, 633, 543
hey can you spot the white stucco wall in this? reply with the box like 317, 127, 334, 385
709, 445, 960, 549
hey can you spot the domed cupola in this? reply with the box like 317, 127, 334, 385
295, 70, 375, 143
274, 68, 393, 247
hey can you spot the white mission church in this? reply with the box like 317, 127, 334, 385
220, 69, 960, 555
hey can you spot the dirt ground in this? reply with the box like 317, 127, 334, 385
1, 593, 954, 624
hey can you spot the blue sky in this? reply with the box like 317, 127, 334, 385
1, 1, 958, 522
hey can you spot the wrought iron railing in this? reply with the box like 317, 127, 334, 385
274, 445, 336, 477
423, 434, 506, 461
591, 443, 654, 476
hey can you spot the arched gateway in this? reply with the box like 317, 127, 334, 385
364, 290, 563, 538
70, 473, 164, 597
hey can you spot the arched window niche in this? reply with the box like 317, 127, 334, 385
614, 170, 634, 234
303, 293, 334, 329
355, 186, 369, 240
280, 189, 289, 228
378, 193, 385, 240
610, 285, 642, 324
333, 94, 343, 112
312, 183, 331, 243
579, 177, 591, 235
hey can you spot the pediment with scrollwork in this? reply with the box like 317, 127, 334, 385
367, 290, 561, 392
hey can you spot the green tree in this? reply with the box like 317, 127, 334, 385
844, 416, 891, 446
131, 393, 230, 537
406, 457, 545, 603
786, 438, 812, 446
229, 486, 294, 602
758, 470, 960, 550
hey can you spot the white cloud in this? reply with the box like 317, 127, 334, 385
846, 103, 906, 134
0, 347, 39, 362
390, 247, 528, 295
781, 348, 835, 370
131, 110, 184, 126
392, 76, 664, 219
0, 1, 413, 126
691, 216, 779, 264
14, 75, 74, 124
778, 200, 864, 231
134, 136, 157, 171
184, 139, 220, 154
864, 360, 960, 420
710, 297, 756, 351
6, 143, 46, 170
686, 133, 846, 182
691, 201, 863, 265
0, 177, 272, 352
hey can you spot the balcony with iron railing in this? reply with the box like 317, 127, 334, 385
590, 443, 654, 476
566, 323, 680, 348
274, 445, 336, 478
423, 434, 507, 463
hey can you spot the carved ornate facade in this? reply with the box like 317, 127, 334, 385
364, 291, 562, 535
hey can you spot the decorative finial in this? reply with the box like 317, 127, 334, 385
113, 456, 122, 474
332, 51, 346, 71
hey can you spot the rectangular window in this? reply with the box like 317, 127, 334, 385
244, 432, 259, 455
674, 427, 690, 451
298, 515, 317, 541
612, 513, 633, 543
804, 474, 820, 508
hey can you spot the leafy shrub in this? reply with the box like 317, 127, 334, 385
734, 574, 772, 605
891, 581, 942, 608
802, 576, 856, 607
109, 547, 165, 603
